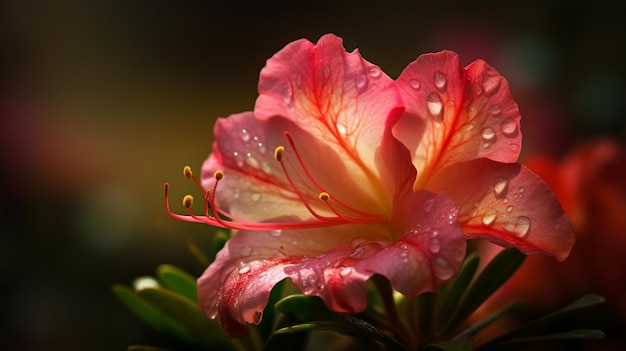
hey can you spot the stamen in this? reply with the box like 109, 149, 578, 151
183, 195, 193, 208
165, 135, 389, 232
283, 131, 384, 218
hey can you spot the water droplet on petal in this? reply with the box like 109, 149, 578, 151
339, 267, 354, 277
368, 66, 381, 78
430, 230, 440, 238
493, 177, 509, 196
433, 71, 447, 91
426, 92, 444, 121
423, 198, 434, 213
257, 142, 266, 154
500, 118, 517, 136
489, 104, 503, 116
269, 229, 282, 237
238, 262, 250, 274
355, 74, 368, 92
234, 151, 245, 168
336, 122, 347, 135
518, 186, 525, 193
483, 71, 502, 96
250, 193, 261, 202
240, 129, 250, 142
482, 211, 498, 225
511, 216, 531, 237
429, 238, 441, 253
409, 79, 421, 90
481, 126, 497, 148
282, 84, 293, 106
433, 257, 455, 280
240, 246, 252, 256
506, 206, 514, 212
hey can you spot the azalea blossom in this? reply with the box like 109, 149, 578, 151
165, 34, 574, 337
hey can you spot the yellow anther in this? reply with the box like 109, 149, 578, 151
183, 166, 193, 179
183, 195, 194, 208
319, 192, 330, 201
274, 146, 285, 162
214, 170, 224, 180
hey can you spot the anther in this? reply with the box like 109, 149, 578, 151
214, 170, 224, 180
274, 146, 285, 162
183, 195, 194, 208
183, 166, 193, 179
319, 192, 330, 201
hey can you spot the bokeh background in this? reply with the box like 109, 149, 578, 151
1, 1, 625, 350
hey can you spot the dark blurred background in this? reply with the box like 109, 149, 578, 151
1, 0, 624, 350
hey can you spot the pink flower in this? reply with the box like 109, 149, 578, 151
165, 34, 574, 337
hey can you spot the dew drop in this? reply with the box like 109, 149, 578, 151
282, 84, 293, 106
238, 262, 250, 274
250, 193, 261, 202
355, 74, 368, 92
426, 92, 444, 121
481, 126, 497, 148
489, 104, 503, 116
409, 79, 421, 90
506, 206, 514, 212
481, 126, 496, 141
240, 129, 250, 142
433, 257, 455, 280
493, 177, 509, 196
368, 66, 381, 78
240, 246, 252, 256
500, 118, 517, 136
511, 216, 531, 237
433, 71, 447, 91
269, 229, 282, 237
337, 122, 348, 135
339, 267, 354, 277
233, 151, 245, 168
430, 230, 440, 238
423, 198, 435, 213
429, 238, 441, 253
257, 142, 267, 154
483, 70, 502, 96
518, 186, 525, 193
482, 211, 498, 225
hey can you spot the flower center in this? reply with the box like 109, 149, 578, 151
164, 131, 388, 231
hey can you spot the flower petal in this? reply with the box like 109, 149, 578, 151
427, 158, 575, 261
394, 51, 522, 188
201, 112, 400, 223
255, 33, 404, 189
197, 192, 465, 337
366, 190, 466, 295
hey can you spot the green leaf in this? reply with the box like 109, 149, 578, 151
454, 301, 522, 339
112, 284, 198, 345
482, 294, 605, 346
435, 253, 480, 333
156, 264, 198, 303
423, 337, 476, 351
274, 294, 345, 324
444, 248, 525, 333
479, 329, 605, 350
137, 287, 234, 350
274, 321, 356, 335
